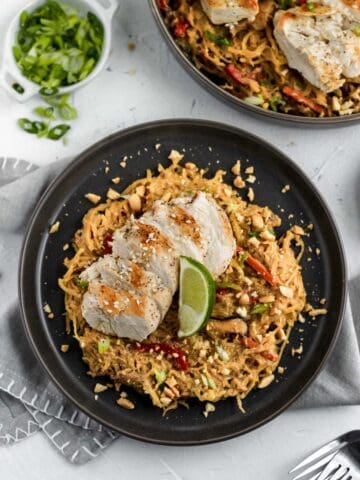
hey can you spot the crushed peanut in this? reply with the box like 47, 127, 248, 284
111, 177, 121, 185
85, 193, 101, 204
245, 166, 254, 174
231, 160, 241, 176
168, 150, 184, 162
107, 188, 122, 200
94, 383, 108, 394
247, 187, 254, 202
246, 175, 256, 184
49, 221, 60, 234
63, 243, 69, 251
233, 176, 245, 189
258, 374, 275, 389
43, 304, 51, 314
60, 344, 69, 353
281, 184, 290, 193
128, 193, 142, 212
117, 397, 135, 409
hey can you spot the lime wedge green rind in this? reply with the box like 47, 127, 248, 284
177, 256, 216, 338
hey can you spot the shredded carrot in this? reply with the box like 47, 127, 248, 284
282, 86, 326, 115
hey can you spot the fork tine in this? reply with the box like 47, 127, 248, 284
317, 458, 341, 480
331, 466, 350, 480
292, 453, 337, 480
290, 439, 342, 473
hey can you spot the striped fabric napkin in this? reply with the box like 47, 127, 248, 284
0, 157, 359, 464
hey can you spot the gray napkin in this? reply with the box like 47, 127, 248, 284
0, 158, 359, 463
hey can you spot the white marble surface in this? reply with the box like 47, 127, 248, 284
0, 0, 359, 477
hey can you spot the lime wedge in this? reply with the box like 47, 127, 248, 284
178, 256, 216, 338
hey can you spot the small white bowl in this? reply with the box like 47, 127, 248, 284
0, 0, 118, 102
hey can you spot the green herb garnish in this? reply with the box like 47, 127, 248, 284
98, 338, 110, 354
13, 0, 104, 89
34, 106, 56, 119
205, 30, 231, 47
154, 370, 167, 385
353, 23, 360, 36
74, 277, 89, 289
250, 303, 271, 315
18, 118, 40, 134
239, 251, 249, 266
12, 83, 25, 94
216, 282, 242, 291
47, 124, 70, 140
307, 1, 315, 10
270, 96, 286, 112
279, 0, 292, 9
248, 231, 261, 238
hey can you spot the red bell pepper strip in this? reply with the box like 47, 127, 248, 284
282, 86, 326, 115
225, 64, 252, 86
174, 20, 189, 38
237, 247, 277, 287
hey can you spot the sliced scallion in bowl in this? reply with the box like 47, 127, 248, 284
13, 0, 104, 89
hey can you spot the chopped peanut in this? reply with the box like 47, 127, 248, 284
231, 160, 241, 176
117, 397, 135, 409
107, 188, 122, 200
168, 150, 184, 162
111, 177, 121, 185
85, 193, 101, 204
247, 188, 255, 202
49, 221, 60, 234
60, 344, 69, 353
94, 383, 108, 393
128, 193, 142, 212
233, 176, 245, 188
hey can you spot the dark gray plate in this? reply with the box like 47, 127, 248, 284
149, 0, 360, 127
19, 119, 346, 444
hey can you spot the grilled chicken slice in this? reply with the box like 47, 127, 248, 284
112, 220, 178, 292
80, 256, 173, 316
81, 193, 236, 341
200, 0, 259, 24
323, 0, 360, 21
140, 200, 207, 263
82, 283, 161, 341
274, 5, 360, 93
173, 193, 236, 278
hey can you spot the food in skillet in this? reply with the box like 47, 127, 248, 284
59, 153, 306, 411
158, 0, 360, 117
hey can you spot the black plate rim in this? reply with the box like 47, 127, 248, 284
19, 118, 347, 445
148, 0, 360, 127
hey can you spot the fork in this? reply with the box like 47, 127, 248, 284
289, 430, 360, 480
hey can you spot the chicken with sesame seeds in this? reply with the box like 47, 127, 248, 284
81, 192, 236, 341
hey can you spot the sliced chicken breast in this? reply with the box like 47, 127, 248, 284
323, 0, 360, 21
82, 283, 161, 341
140, 200, 207, 263
81, 193, 236, 341
173, 192, 236, 278
200, 0, 259, 24
80, 255, 173, 316
274, 5, 360, 93
112, 220, 178, 292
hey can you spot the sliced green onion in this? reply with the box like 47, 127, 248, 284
244, 95, 263, 106
40, 86, 59, 96
18, 118, 38, 134
239, 251, 249, 266
34, 106, 55, 119
13, 1, 103, 89
250, 303, 271, 315
74, 277, 89, 289
47, 124, 70, 140
58, 103, 77, 120
215, 345, 229, 362
207, 377, 216, 389
279, 0, 292, 8
353, 23, 360, 36
205, 30, 231, 47
216, 282, 242, 291
12, 82, 24, 94
98, 338, 110, 353
307, 2, 315, 10
248, 231, 260, 238
154, 370, 167, 385
200, 374, 216, 389
270, 96, 286, 112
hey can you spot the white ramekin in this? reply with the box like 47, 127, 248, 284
0, 0, 118, 102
